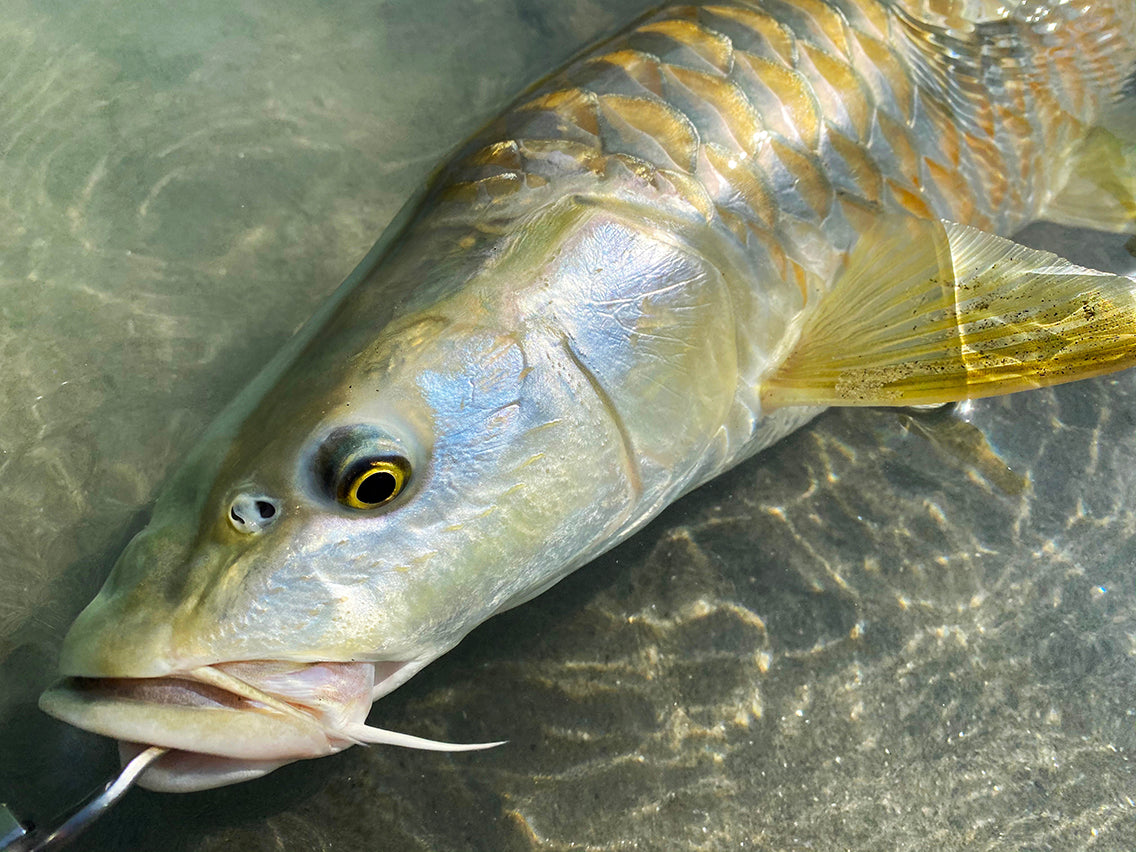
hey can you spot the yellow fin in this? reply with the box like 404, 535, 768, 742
761, 215, 1136, 409
1043, 124, 1136, 234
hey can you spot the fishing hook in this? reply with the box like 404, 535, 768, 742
0, 746, 167, 851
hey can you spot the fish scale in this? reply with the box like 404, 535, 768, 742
440, 0, 1131, 254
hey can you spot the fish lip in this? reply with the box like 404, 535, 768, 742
41, 655, 497, 792
116, 741, 296, 792
38, 660, 387, 762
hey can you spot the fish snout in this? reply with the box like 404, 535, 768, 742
38, 660, 378, 791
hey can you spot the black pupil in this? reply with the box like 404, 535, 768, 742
356, 470, 397, 505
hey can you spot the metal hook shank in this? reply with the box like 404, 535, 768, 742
1, 746, 168, 852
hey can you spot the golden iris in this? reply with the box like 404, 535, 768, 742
338, 457, 410, 509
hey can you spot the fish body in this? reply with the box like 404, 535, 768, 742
40, 0, 1136, 790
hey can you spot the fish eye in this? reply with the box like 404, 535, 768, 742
315, 425, 413, 510
337, 456, 410, 510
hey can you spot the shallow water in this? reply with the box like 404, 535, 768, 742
1, 1, 1135, 850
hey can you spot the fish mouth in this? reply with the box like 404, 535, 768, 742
39, 659, 501, 792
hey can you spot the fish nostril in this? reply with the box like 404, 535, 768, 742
229, 494, 280, 534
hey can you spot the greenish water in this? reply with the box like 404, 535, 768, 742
1, 1, 1135, 850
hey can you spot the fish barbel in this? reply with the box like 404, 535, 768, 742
40, 0, 1136, 791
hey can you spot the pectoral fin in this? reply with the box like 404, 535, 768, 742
761, 215, 1136, 409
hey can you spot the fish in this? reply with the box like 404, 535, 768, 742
37, 0, 1136, 792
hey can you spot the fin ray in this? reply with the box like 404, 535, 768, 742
762, 215, 1136, 408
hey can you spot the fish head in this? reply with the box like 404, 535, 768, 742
39, 205, 650, 790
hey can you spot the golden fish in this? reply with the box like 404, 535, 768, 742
39, 0, 1136, 792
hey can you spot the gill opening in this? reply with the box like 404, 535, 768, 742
558, 333, 643, 505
